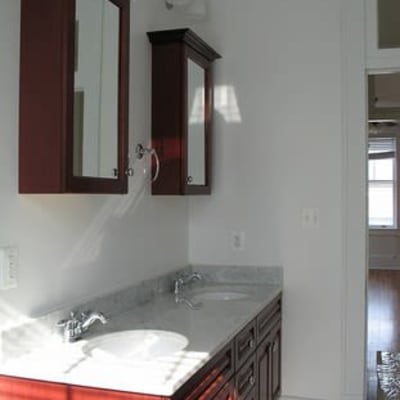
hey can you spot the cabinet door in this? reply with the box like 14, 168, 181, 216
19, 0, 129, 194
256, 334, 272, 400
70, 385, 167, 400
270, 322, 281, 400
0, 375, 67, 400
147, 28, 221, 196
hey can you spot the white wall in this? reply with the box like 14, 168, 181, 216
0, 0, 189, 319
184, 0, 365, 399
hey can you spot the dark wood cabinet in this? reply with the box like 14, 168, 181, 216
174, 342, 234, 400
257, 335, 272, 400
256, 298, 282, 400
0, 295, 281, 400
19, 0, 129, 194
147, 29, 221, 195
270, 322, 281, 400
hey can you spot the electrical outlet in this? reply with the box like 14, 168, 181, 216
0, 246, 18, 290
230, 231, 245, 251
302, 208, 320, 229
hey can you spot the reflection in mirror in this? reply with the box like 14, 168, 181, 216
187, 59, 205, 186
378, 0, 400, 49
74, 0, 119, 179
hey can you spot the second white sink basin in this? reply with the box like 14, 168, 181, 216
191, 289, 249, 301
82, 330, 188, 363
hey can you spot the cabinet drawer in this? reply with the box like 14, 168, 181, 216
235, 319, 256, 367
176, 342, 234, 400
235, 355, 257, 400
257, 296, 281, 342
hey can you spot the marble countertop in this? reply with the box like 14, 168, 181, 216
0, 283, 281, 397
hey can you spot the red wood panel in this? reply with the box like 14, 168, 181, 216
70, 386, 167, 400
0, 375, 67, 400
19, 0, 71, 193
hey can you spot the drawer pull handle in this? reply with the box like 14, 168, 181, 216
249, 376, 255, 386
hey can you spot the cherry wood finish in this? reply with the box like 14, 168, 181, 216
0, 375, 67, 400
19, 0, 129, 194
147, 29, 221, 195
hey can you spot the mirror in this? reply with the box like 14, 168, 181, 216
187, 59, 206, 185
73, 0, 120, 179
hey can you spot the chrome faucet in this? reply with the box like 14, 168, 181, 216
174, 272, 203, 295
56, 311, 108, 342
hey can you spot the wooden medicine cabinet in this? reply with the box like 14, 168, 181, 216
147, 29, 221, 195
19, 0, 129, 194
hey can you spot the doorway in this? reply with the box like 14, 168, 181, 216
367, 72, 400, 400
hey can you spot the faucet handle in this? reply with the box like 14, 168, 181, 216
80, 311, 88, 320
56, 318, 68, 327
56, 311, 76, 327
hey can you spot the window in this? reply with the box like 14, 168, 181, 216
368, 136, 397, 228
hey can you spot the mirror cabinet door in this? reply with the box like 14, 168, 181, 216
19, 0, 129, 194
147, 28, 220, 195
187, 58, 206, 186
68, 0, 129, 193
73, 0, 119, 179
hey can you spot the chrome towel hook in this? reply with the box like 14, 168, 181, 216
135, 144, 160, 182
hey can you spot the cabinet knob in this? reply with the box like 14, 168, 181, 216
249, 376, 255, 386
187, 176, 193, 183
248, 338, 255, 349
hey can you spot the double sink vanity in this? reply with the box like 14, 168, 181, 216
0, 266, 282, 400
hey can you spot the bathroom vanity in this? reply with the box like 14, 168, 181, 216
0, 270, 282, 400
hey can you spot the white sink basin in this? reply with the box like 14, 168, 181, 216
82, 330, 188, 363
192, 289, 249, 301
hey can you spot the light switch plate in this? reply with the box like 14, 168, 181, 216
0, 246, 18, 290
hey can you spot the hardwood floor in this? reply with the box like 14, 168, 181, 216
367, 269, 400, 400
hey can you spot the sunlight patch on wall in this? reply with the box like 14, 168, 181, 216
189, 85, 242, 124
214, 85, 242, 123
